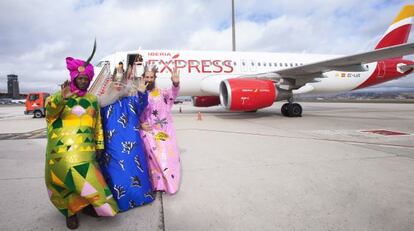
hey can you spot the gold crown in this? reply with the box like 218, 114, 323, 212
77, 66, 85, 73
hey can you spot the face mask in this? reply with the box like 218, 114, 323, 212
134, 63, 144, 78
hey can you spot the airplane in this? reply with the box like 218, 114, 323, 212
90, 5, 414, 117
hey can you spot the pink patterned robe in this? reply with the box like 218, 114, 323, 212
140, 86, 180, 194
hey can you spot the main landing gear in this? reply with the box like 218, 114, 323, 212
281, 102, 302, 117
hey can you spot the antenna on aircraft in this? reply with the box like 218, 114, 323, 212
232, 0, 236, 51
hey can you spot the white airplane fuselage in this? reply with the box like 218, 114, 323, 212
96, 50, 382, 96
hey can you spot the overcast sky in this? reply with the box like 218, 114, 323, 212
0, 0, 413, 94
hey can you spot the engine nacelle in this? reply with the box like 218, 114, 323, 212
220, 78, 276, 111
192, 96, 221, 107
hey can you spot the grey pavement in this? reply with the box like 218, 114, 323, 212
0, 102, 413, 230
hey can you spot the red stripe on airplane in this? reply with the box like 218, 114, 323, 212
355, 59, 414, 90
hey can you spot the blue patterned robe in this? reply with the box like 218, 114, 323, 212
99, 92, 154, 211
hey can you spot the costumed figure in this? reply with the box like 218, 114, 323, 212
97, 70, 155, 212
140, 65, 181, 195
45, 41, 119, 230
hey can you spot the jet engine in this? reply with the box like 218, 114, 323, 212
219, 78, 276, 111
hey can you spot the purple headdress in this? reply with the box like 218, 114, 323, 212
65, 40, 96, 96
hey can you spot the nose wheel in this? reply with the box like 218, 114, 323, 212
281, 103, 302, 117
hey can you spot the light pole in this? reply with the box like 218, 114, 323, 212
232, 0, 236, 51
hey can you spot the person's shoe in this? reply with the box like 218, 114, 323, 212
66, 214, 78, 230
82, 204, 99, 217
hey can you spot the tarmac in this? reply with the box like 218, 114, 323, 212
0, 102, 413, 231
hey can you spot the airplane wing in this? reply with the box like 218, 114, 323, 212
276, 42, 414, 76
245, 42, 414, 90
200, 42, 414, 95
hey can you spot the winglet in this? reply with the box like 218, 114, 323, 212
375, 5, 414, 50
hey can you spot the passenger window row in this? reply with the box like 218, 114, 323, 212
99, 60, 305, 69
149, 60, 305, 68
241, 62, 304, 67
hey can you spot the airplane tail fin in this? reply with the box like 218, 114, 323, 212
375, 5, 414, 50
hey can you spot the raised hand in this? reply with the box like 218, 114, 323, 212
127, 64, 133, 79
61, 80, 78, 99
137, 77, 148, 93
171, 67, 180, 86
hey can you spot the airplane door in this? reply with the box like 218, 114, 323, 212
377, 61, 385, 78
127, 54, 137, 67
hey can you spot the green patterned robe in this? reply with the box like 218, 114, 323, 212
45, 91, 119, 217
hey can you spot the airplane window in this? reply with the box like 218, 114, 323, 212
264, 63, 267, 67
258, 62, 261, 66
285, 63, 288, 67
251, 62, 255, 66
269, 63, 272, 67
233, 62, 237, 66
242, 62, 245, 66
290, 63, 293, 67
295, 63, 298, 66
158, 61, 162, 65
280, 63, 283, 67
